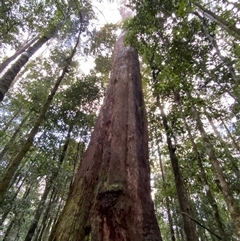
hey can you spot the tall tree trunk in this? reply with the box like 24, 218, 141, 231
219, 115, 240, 153
1, 108, 22, 133
0, 22, 62, 101
0, 31, 81, 204
33, 188, 58, 241
205, 111, 240, 180
70, 140, 85, 186
156, 137, 176, 241
2, 186, 31, 241
42, 217, 54, 241
0, 110, 32, 161
2, 216, 16, 241
195, 2, 240, 40
0, 175, 26, 226
24, 125, 72, 241
192, 104, 240, 237
0, 36, 38, 74
48, 32, 162, 241
24, 180, 52, 241
174, 91, 226, 240
157, 96, 198, 241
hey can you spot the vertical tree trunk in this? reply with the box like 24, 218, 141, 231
1, 108, 22, 133
0, 31, 81, 204
174, 91, 226, 240
219, 116, 240, 153
192, 104, 240, 237
42, 218, 54, 241
0, 23, 62, 101
206, 112, 240, 180
24, 180, 52, 241
24, 125, 72, 241
0, 175, 26, 226
33, 188, 58, 241
157, 97, 198, 241
156, 139, 176, 241
2, 186, 31, 241
48, 32, 162, 241
0, 110, 32, 161
2, 216, 16, 241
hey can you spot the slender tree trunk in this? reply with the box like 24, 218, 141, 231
52, 197, 65, 226
192, 104, 240, 237
156, 139, 176, 241
157, 97, 198, 241
34, 188, 58, 241
0, 175, 26, 226
0, 110, 32, 161
0, 31, 81, 204
2, 186, 31, 241
219, 116, 240, 153
48, 32, 162, 241
70, 140, 85, 186
0, 22, 63, 101
174, 91, 226, 240
42, 217, 54, 241
197, 13, 240, 84
24, 180, 52, 241
0, 36, 38, 74
206, 112, 240, 180
2, 216, 16, 241
1, 108, 22, 133
195, 2, 240, 40
24, 126, 72, 241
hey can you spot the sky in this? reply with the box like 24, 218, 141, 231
77, 0, 122, 74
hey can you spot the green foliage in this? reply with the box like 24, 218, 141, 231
1, 0, 240, 240
125, 0, 240, 239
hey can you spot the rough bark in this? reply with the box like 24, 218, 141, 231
0, 31, 80, 204
157, 97, 198, 241
0, 24, 61, 101
48, 32, 162, 241
0, 36, 38, 74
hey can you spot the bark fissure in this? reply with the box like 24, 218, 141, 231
48, 32, 162, 241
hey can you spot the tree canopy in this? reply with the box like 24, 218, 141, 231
0, 0, 240, 240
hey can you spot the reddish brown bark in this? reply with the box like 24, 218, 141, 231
49, 32, 162, 241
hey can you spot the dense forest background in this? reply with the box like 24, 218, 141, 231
0, 0, 240, 240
